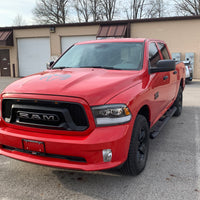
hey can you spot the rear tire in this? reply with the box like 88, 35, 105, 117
173, 87, 183, 117
121, 115, 149, 176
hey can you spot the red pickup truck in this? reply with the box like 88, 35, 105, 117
0, 38, 185, 175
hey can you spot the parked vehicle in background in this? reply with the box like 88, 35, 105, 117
183, 60, 193, 82
0, 38, 185, 176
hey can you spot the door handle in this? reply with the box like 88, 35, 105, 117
163, 76, 168, 80
173, 70, 177, 74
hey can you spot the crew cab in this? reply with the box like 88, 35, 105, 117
0, 38, 185, 175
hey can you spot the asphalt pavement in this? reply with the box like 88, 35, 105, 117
0, 77, 200, 200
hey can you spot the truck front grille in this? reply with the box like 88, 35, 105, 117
2, 99, 89, 131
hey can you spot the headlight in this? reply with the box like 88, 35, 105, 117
91, 104, 132, 126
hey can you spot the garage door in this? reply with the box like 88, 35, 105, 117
61, 36, 96, 53
17, 38, 50, 77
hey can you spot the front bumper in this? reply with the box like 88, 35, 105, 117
0, 123, 133, 171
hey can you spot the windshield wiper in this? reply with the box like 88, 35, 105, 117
79, 66, 118, 70
53, 66, 122, 70
53, 66, 71, 69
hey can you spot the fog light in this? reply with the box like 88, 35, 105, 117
102, 149, 112, 162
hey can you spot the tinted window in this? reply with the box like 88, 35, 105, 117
157, 43, 170, 59
53, 42, 144, 71
149, 43, 161, 67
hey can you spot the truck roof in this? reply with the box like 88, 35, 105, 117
76, 38, 164, 45
76, 38, 146, 45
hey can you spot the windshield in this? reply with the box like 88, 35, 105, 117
53, 42, 144, 70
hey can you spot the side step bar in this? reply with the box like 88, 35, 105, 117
150, 107, 177, 139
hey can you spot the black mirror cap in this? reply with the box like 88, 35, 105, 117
46, 61, 54, 70
150, 60, 176, 73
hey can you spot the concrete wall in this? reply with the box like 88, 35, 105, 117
50, 25, 99, 56
131, 19, 200, 78
4, 18, 200, 78
9, 25, 98, 77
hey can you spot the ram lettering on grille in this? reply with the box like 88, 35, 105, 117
17, 111, 60, 122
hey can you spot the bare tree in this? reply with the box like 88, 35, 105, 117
74, 0, 91, 22
145, 0, 166, 18
155, 0, 165, 17
174, 0, 200, 16
100, 0, 118, 21
144, 0, 157, 18
124, 0, 146, 19
73, 0, 105, 22
13, 14, 26, 26
33, 0, 70, 24
89, 0, 103, 21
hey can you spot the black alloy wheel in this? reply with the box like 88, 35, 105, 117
136, 127, 148, 170
121, 114, 149, 176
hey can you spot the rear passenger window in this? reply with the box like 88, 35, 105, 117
149, 43, 161, 67
157, 43, 170, 59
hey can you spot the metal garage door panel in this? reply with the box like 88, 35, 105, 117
18, 38, 50, 77
61, 36, 96, 53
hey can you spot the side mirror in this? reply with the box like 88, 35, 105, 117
150, 60, 176, 73
46, 61, 54, 70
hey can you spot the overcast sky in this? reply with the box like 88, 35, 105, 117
0, 0, 36, 27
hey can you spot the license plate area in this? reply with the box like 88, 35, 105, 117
22, 139, 45, 153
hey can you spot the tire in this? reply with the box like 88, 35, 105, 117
121, 115, 149, 176
173, 87, 183, 117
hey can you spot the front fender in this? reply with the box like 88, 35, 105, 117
106, 80, 152, 125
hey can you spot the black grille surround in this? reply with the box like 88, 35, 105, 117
2, 99, 89, 131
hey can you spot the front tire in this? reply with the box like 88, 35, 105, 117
121, 115, 149, 176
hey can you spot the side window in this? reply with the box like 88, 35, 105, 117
157, 43, 170, 59
149, 42, 161, 67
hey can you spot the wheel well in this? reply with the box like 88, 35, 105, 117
180, 78, 184, 90
138, 105, 150, 126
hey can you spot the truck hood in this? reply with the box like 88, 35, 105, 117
3, 68, 141, 105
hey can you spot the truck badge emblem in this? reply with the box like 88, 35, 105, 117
17, 111, 60, 122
